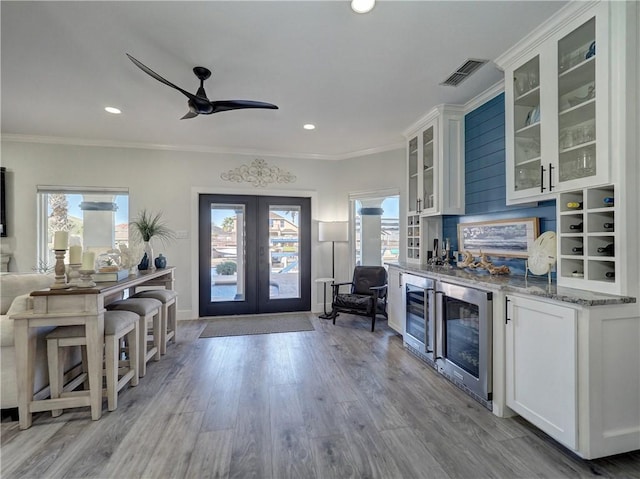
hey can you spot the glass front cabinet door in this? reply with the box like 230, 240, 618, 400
500, 2, 609, 205
404, 105, 464, 216
406, 124, 436, 215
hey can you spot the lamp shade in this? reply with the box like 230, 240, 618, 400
318, 221, 349, 242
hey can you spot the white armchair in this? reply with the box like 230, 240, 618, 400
0, 273, 81, 410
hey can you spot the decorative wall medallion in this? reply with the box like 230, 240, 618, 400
220, 159, 296, 187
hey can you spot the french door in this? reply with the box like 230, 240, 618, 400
198, 194, 311, 316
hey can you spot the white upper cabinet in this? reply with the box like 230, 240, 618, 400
404, 105, 465, 216
498, 2, 610, 204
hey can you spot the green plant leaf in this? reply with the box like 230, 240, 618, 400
130, 209, 175, 245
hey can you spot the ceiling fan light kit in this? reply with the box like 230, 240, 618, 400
351, 0, 375, 14
126, 53, 278, 119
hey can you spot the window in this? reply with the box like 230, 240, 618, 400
349, 190, 399, 267
37, 186, 129, 270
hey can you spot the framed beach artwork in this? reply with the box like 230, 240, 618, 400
457, 217, 539, 258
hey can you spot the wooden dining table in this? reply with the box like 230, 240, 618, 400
11, 267, 175, 429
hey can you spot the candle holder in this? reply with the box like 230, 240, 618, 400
67, 263, 82, 287
50, 249, 71, 289
77, 269, 96, 288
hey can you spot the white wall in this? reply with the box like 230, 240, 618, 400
0, 140, 405, 318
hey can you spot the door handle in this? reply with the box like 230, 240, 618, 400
505, 297, 511, 324
540, 165, 546, 193
259, 246, 265, 256
548, 163, 554, 191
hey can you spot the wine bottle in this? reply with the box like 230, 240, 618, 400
566, 201, 583, 209
603, 197, 614, 206
597, 243, 614, 255
603, 222, 614, 230
571, 246, 584, 254
569, 222, 583, 232
605, 271, 615, 279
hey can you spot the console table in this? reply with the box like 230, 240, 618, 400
11, 267, 175, 429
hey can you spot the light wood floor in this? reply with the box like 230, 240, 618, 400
2, 314, 639, 479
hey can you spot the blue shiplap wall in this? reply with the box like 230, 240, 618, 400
442, 93, 556, 274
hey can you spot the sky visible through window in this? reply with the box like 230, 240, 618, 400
60, 194, 129, 224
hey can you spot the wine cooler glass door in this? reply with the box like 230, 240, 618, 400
403, 275, 435, 358
438, 282, 492, 400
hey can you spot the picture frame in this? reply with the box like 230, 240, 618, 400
457, 217, 539, 258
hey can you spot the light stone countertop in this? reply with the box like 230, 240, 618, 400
388, 262, 636, 307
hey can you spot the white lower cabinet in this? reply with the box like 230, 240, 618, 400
505, 295, 577, 449
387, 265, 404, 334
505, 293, 640, 459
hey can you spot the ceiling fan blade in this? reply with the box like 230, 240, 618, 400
210, 100, 279, 114
181, 111, 199, 120
126, 53, 200, 102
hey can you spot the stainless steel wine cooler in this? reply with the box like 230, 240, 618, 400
403, 274, 436, 360
402, 274, 493, 403
437, 281, 493, 401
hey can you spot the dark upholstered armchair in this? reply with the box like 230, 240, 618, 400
331, 266, 388, 332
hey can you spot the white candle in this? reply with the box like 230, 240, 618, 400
81, 251, 95, 270
69, 245, 82, 264
53, 231, 69, 250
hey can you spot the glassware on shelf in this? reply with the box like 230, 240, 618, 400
578, 150, 595, 175
567, 85, 595, 108
528, 70, 539, 90
560, 129, 574, 149
560, 123, 595, 151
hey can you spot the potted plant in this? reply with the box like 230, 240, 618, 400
130, 209, 174, 270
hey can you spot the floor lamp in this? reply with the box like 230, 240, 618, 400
318, 221, 349, 319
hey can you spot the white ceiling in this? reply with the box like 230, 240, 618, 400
1, 1, 567, 160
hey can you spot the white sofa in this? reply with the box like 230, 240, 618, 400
0, 273, 68, 409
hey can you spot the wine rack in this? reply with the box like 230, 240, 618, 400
558, 185, 617, 292
407, 214, 421, 263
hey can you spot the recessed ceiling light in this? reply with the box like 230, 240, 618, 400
351, 0, 375, 14
303, 124, 316, 130
105, 106, 121, 114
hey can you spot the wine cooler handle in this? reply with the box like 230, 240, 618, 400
540, 165, 547, 193
548, 163, 554, 191
505, 297, 511, 324
398, 272, 402, 288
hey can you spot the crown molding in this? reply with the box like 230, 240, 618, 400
464, 79, 505, 113
402, 104, 466, 137
494, 0, 599, 69
0, 133, 404, 161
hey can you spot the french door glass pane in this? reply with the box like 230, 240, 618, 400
269, 206, 300, 299
210, 204, 245, 302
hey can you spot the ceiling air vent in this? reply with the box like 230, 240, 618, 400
440, 59, 488, 87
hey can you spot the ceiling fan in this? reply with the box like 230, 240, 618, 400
126, 54, 278, 119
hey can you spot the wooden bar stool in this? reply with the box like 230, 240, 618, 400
46, 310, 140, 414
106, 298, 162, 378
131, 289, 177, 355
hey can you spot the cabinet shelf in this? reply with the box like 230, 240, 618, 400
515, 122, 541, 136
515, 86, 540, 106
515, 156, 542, 167
559, 140, 596, 155
559, 97, 595, 117
558, 56, 595, 90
